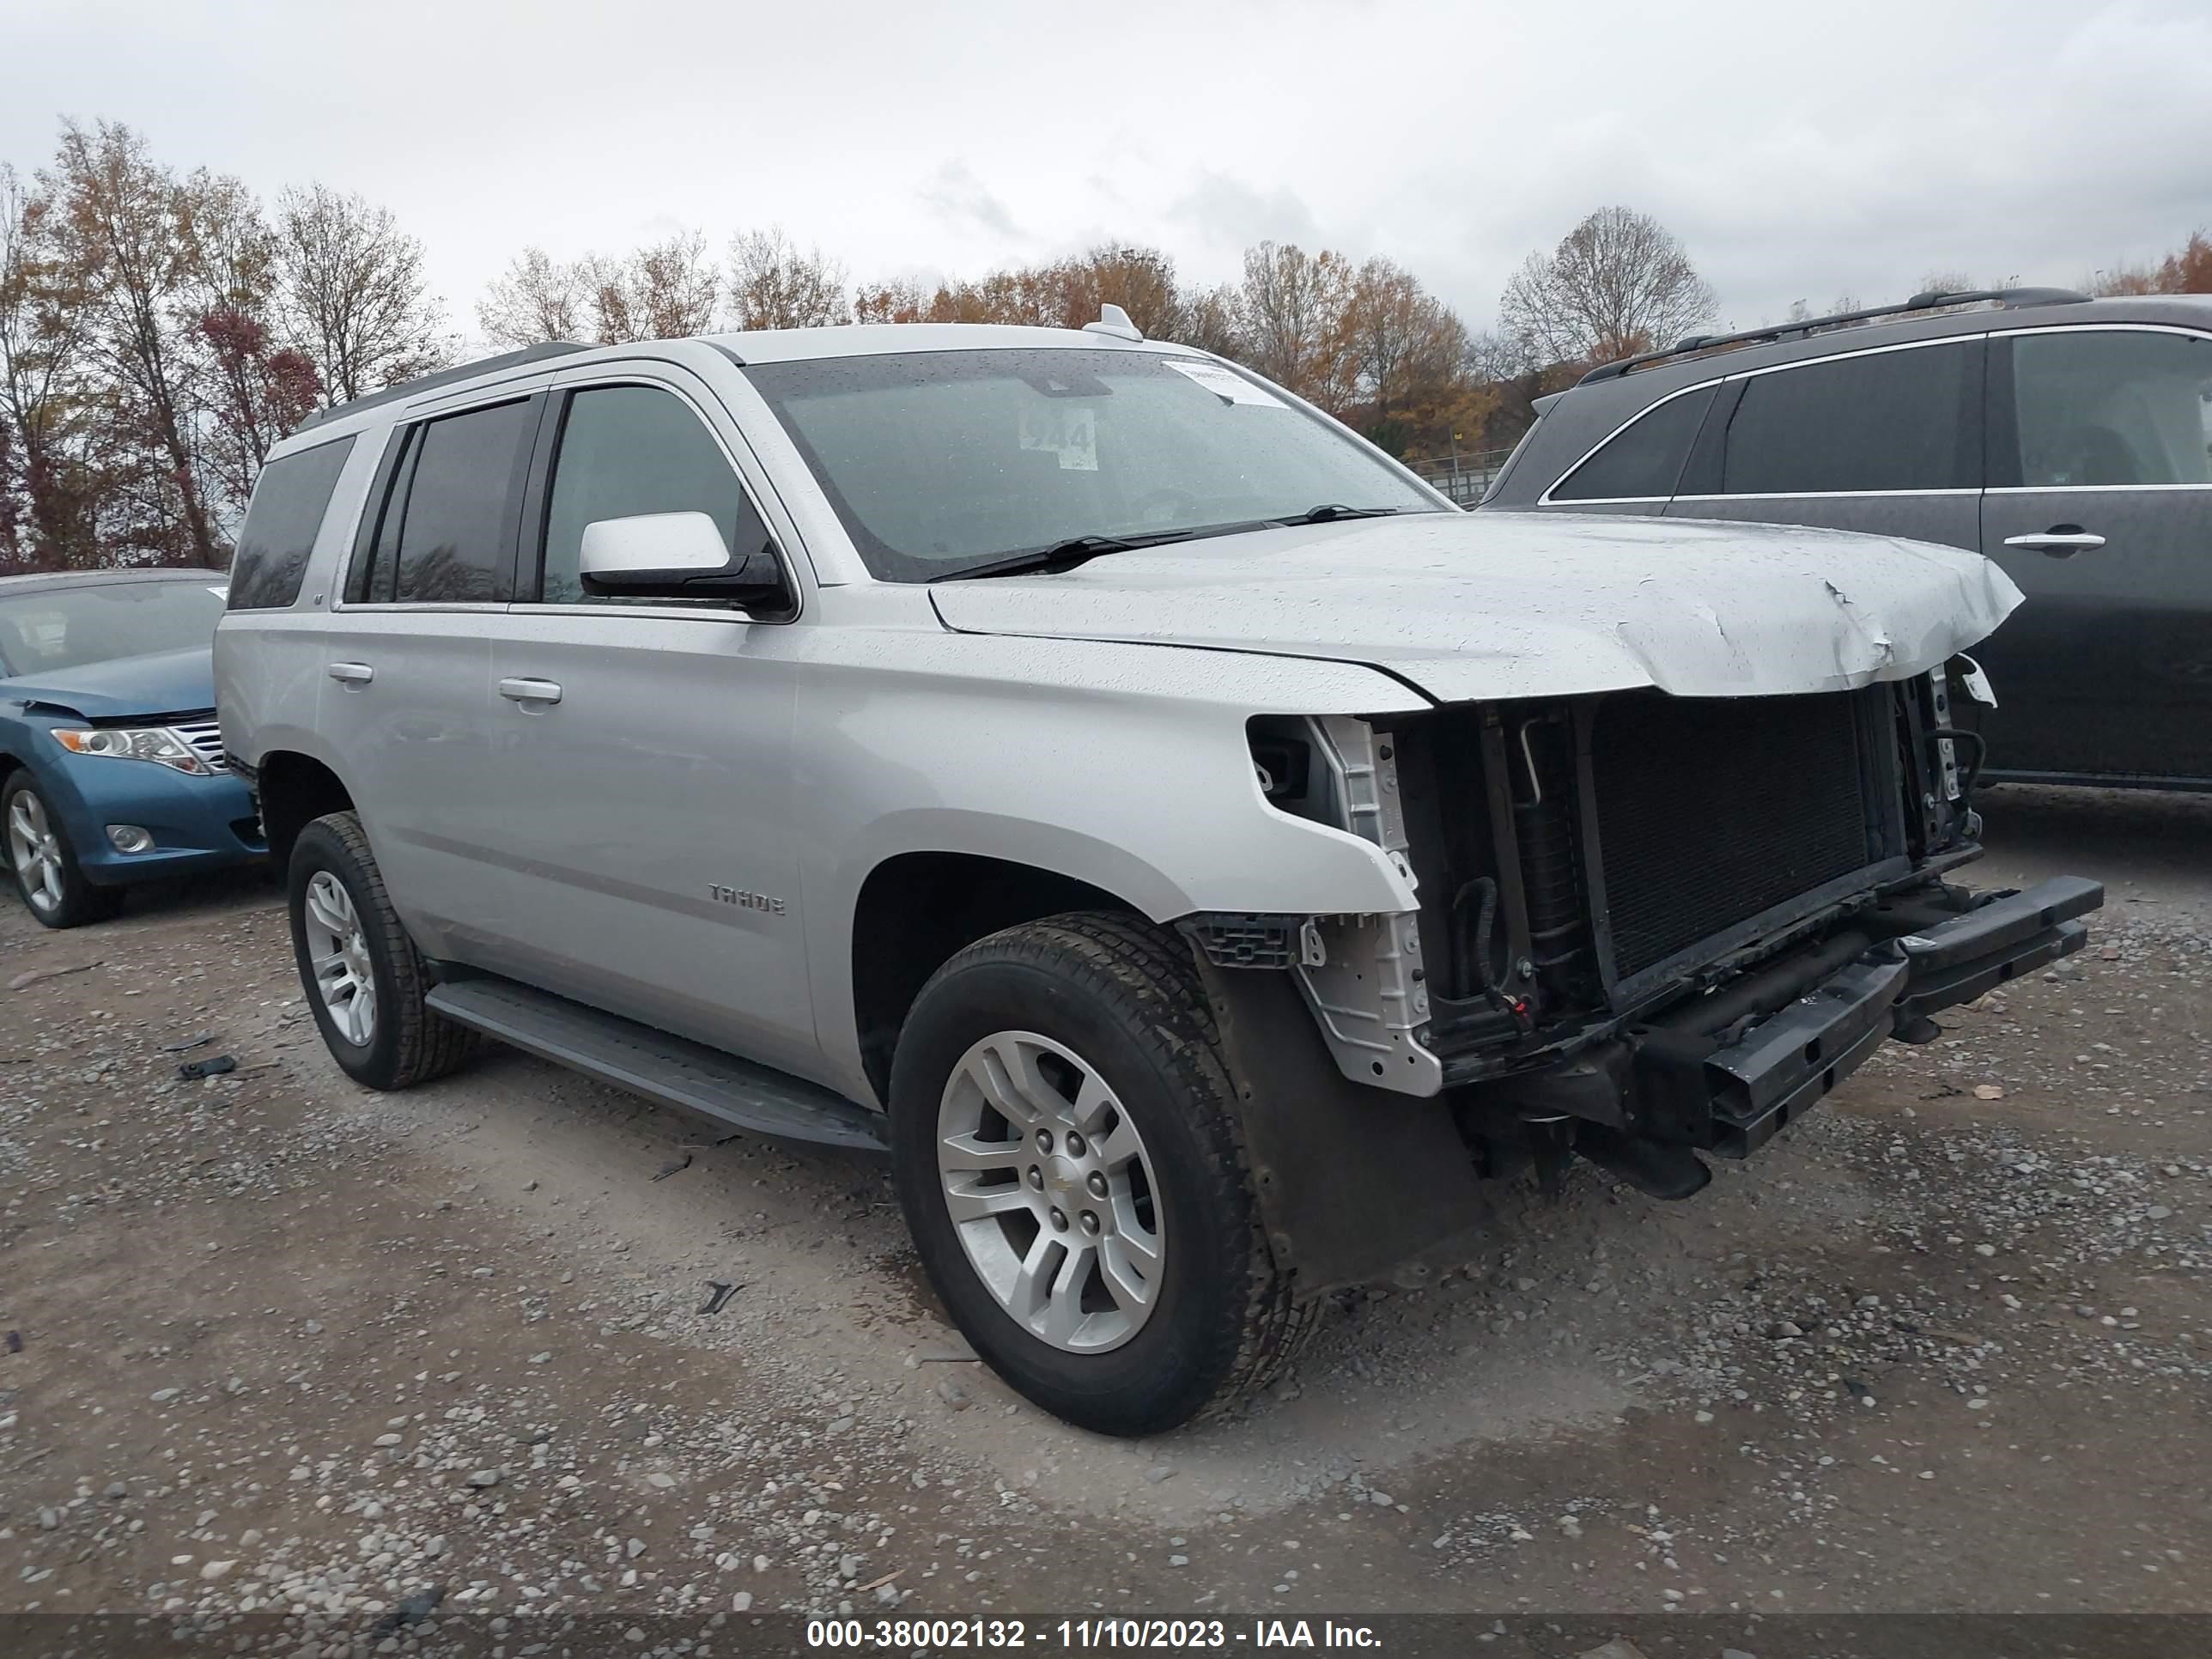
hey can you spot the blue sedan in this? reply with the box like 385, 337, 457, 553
1, 568, 265, 927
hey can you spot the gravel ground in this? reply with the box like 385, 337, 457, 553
3, 784, 2208, 1649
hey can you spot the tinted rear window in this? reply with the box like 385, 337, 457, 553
351, 401, 534, 604
1720, 343, 1976, 495
1550, 385, 1716, 501
228, 435, 355, 610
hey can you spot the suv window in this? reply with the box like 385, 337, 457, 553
228, 435, 354, 610
1720, 342, 1975, 495
1549, 385, 1717, 501
2010, 329, 2212, 487
538, 385, 769, 605
351, 399, 535, 604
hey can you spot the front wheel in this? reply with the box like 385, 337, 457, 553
4, 774, 123, 929
889, 912, 1309, 1436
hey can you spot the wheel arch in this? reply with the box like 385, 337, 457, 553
255, 750, 356, 872
848, 849, 1142, 1108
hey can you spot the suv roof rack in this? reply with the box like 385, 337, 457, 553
1574, 287, 2089, 386
293, 342, 588, 433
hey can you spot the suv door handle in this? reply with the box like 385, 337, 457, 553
2002, 529, 2106, 556
498, 677, 562, 704
326, 661, 374, 684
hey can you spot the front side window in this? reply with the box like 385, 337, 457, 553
2010, 330, 2212, 487
743, 348, 1442, 581
1720, 342, 1975, 495
352, 399, 534, 604
538, 385, 769, 605
1549, 385, 1717, 502
0, 580, 227, 676
229, 434, 355, 611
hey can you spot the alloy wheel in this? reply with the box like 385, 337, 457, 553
7, 790, 65, 915
935, 1030, 1165, 1354
303, 870, 377, 1047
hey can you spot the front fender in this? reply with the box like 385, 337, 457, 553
793, 627, 1431, 1099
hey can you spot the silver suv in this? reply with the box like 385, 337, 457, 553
216, 314, 2102, 1434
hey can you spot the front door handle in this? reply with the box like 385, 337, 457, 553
326, 661, 374, 684
2002, 528, 2106, 556
498, 677, 562, 704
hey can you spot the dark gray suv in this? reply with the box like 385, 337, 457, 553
1480, 289, 2212, 791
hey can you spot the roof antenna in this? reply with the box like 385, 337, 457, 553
1082, 303, 1144, 343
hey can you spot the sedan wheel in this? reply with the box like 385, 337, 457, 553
3, 775, 123, 929
7, 787, 64, 916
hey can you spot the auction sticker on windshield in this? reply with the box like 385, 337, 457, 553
1019, 402, 1098, 471
1162, 358, 1286, 407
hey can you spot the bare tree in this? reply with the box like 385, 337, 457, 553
274, 182, 447, 406
477, 246, 586, 347
630, 230, 720, 338
1499, 206, 1717, 368
1174, 283, 1245, 357
727, 228, 848, 330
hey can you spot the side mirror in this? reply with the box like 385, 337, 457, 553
578, 511, 783, 601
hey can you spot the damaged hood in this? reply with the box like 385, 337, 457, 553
927, 511, 2022, 703
0, 646, 215, 722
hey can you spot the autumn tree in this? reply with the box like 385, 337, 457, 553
582, 229, 720, 343
274, 183, 446, 405
43, 119, 220, 565
851, 276, 931, 325
1233, 241, 1356, 406
1, 161, 102, 570
2085, 230, 2212, 296
1500, 205, 1717, 369
727, 228, 848, 329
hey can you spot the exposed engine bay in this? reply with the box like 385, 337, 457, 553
1182, 664, 2102, 1226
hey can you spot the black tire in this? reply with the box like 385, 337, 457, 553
3, 773, 125, 929
287, 811, 476, 1091
889, 911, 1310, 1436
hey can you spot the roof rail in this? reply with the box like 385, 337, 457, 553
293, 342, 589, 433
1573, 287, 2089, 386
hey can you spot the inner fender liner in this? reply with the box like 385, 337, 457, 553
1192, 956, 1493, 1296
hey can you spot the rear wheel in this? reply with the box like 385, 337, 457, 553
287, 811, 476, 1090
890, 911, 1308, 1436
4, 774, 123, 929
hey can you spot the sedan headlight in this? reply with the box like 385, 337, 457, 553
51, 726, 213, 775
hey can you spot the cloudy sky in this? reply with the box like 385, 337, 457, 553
9, 0, 2209, 344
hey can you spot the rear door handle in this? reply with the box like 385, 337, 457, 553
326, 661, 374, 684
2002, 530, 2106, 556
498, 677, 562, 704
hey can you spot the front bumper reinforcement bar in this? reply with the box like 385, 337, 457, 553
1498, 877, 2106, 1159
1633, 875, 2103, 1157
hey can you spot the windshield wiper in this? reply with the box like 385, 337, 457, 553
930, 522, 1264, 582
1273, 503, 1404, 526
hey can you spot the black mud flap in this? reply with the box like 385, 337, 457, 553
1190, 957, 1495, 1297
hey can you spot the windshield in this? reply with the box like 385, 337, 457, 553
743, 348, 1443, 581
0, 580, 228, 678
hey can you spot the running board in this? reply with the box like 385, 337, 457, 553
424, 976, 888, 1153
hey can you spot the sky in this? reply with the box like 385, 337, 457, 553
6, 0, 2210, 348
